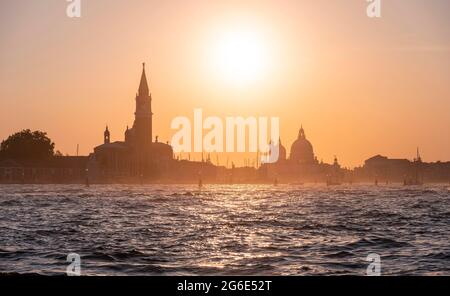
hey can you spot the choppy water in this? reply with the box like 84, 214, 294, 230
0, 184, 449, 276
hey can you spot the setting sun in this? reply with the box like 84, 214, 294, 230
211, 28, 270, 86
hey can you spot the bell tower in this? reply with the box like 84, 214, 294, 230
133, 63, 153, 177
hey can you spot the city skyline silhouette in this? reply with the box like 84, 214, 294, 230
1, 1, 450, 168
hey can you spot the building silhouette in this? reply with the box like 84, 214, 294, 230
260, 125, 341, 183
88, 63, 173, 182
289, 126, 318, 165
1, 64, 450, 184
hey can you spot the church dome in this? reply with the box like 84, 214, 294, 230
290, 126, 315, 164
152, 141, 173, 161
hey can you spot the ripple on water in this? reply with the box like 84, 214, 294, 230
0, 184, 448, 275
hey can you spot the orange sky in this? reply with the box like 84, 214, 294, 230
1, 0, 450, 167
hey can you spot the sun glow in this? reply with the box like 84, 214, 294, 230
211, 28, 271, 86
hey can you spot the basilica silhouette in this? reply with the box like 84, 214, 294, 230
259, 126, 343, 184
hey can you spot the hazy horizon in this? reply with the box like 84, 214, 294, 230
1, 0, 450, 167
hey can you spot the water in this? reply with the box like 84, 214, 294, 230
0, 184, 449, 276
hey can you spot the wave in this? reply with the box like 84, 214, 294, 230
324, 250, 355, 258
0, 184, 448, 275
344, 237, 411, 249
83, 249, 148, 262
424, 252, 450, 260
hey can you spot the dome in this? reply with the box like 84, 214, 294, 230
151, 141, 173, 161
290, 126, 316, 164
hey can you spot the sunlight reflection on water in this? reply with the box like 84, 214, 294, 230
0, 184, 449, 275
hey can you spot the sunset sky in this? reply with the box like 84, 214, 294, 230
1, 0, 450, 167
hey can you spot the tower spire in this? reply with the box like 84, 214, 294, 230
416, 147, 422, 162
133, 62, 153, 177
138, 62, 149, 96
104, 125, 110, 144
299, 125, 305, 139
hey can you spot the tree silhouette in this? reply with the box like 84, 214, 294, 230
0, 129, 55, 160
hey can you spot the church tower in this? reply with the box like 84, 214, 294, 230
104, 126, 110, 144
133, 63, 153, 176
